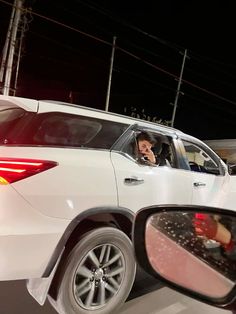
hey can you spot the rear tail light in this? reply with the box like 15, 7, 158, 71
0, 158, 58, 185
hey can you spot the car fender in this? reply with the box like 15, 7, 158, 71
26, 206, 134, 305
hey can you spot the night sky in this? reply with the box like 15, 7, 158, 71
0, 0, 236, 140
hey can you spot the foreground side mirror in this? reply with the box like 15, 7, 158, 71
133, 205, 236, 309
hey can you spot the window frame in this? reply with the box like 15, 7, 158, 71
178, 137, 226, 176
114, 125, 178, 168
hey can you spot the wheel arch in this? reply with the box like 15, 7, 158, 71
44, 206, 134, 278
26, 206, 134, 305
48, 206, 134, 300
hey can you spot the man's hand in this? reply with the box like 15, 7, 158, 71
193, 213, 218, 239
143, 148, 156, 164
194, 213, 232, 246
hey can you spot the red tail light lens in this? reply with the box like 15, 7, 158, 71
0, 158, 58, 184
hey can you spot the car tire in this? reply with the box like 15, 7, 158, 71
48, 227, 136, 314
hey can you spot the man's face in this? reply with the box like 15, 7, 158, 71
138, 140, 152, 155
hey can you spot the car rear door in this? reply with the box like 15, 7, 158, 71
111, 128, 192, 214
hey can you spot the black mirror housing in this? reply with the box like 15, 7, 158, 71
133, 205, 236, 309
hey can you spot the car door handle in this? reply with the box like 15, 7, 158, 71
124, 177, 144, 185
194, 182, 206, 187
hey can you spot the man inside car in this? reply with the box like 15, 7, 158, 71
136, 131, 157, 164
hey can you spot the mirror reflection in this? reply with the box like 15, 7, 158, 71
145, 210, 236, 298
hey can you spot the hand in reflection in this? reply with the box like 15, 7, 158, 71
194, 213, 233, 246
194, 213, 218, 239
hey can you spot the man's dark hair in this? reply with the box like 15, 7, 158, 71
136, 131, 156, 145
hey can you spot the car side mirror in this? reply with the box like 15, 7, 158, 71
133, 205, 236, 310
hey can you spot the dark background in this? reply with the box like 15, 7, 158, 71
1, 0, 236, 140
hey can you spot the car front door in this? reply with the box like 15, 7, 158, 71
111, 128, 192, 214
179, 139, 228, 207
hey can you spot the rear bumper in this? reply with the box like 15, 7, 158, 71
0, 186, 69, 280
0, 233, 63, 280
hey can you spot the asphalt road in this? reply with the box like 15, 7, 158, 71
0, 267, 162, 314
0, 271, 233, 314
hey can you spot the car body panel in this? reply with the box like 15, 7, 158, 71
111, 152, 192, 212
189, 170, 228, 206
0, 95, 39, 111
222, 176, 236, 210
0, 185, 69, 279
0, 147, 118, 219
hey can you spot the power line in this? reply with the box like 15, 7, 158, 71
77, 0, 236, 79
35, 1, 236, 103
29, 30, 177, 95
41, 0, 236, 92
183, 92, 236, 117
1, 0, 236, 108
0, 0, 112, 46
28, 30, 110, 67
189, 53, 236, 82
83, 0, 236, 84
117, 45, 236, 107
74, 0, 182, 52
184, 64, 236, 92
181, 78, 236, 107
49, 0, 186, 77
29, 3, 182, 72
189, 50, 236, 73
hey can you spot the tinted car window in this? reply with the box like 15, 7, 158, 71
0, 108, 26, 143
21, 112, 128, 149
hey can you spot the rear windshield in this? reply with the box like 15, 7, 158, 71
0, 108, 28, 143
17, 112, 129, 149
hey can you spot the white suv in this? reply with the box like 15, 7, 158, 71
0, 95, 235, 314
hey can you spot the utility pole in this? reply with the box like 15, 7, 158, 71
105, 36, 116, 112
13, 13, 27, 96
0, 0, 17, 84
3, 0, 24, 95
171, 49, 188, 127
